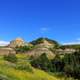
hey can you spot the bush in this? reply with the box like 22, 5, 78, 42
16, 61, 33, 72
0, 74, 9, 80
51, 54, 65, 72
63, 52, 80, 79
15, 46, 33, 53
4, 54, 17, 63
31, 53, 53, 72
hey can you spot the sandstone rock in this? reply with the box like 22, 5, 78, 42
0, 48, 16, 55
9, 38, 28, 48
26, 40, 55, 58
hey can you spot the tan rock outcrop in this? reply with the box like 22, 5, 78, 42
9, 38, 28, 48
0, 48, 16, 55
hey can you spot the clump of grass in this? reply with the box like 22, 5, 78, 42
0, 74, 9, 80
16, 61, 33, 72
4, 54, 17, 63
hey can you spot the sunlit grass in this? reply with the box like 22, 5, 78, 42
0, 54, 75, 80
0, 56, 60, 80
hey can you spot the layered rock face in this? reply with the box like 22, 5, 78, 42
26, 39, 56, 58
0, 37, 58, 56
0, 38, 27, 55
0, 48, 16, 55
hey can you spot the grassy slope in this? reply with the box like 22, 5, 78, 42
0, 54, 74, 80
0, 55, 59, 80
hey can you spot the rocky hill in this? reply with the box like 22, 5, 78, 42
26, 38, 59, 58
0, 38, 28, 55
9, 37, 28, 48
31, 37, 59, 47
0, 37, 77, 56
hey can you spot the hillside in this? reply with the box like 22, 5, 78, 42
26, 38, 59, 58
30, 37, 59, 47
60, 44, 80, 49
0, 54, 65, 80
0, 38, 78, 80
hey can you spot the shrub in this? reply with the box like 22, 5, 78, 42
4, 54, 17, 63
31, 53, 53, 72
15, 46, 33, 53
63, 52, 80, 79
16, 61, 33, 72
0, 74, 9, 80
51, 54, 65, 72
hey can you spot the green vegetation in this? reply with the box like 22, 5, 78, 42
0, 54, 61, 80
0, 53, 76, 80
16, 61, 33, 72
15, 46, 34, 53
0, 37, 80, 80
31, 51, 80, 80
31, 53, 53, 72
30, 37, 59, 46
63, 52, 80, 79
31, 38, 45, 45
60, 44, 80, 50
4, 54, 17, 63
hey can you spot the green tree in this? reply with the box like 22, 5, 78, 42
31, 53, 53, 72
63, 51, 80, 79
51, 54, 64, 72
15, 46, 33, 53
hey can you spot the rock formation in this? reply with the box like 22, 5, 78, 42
9, 37, 28, 48
26, 38, 58, 58
0, 48, 16, 55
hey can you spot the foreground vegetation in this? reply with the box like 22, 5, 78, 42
31, 51, 80, 80
0, 37, 80, 80
0, 53, 75, 80
0, 54, 70, 80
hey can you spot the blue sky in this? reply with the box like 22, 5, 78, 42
0, 0, 80, 45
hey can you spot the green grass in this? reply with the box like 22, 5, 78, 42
0, 54, 75, 80
0, 54, 58, 80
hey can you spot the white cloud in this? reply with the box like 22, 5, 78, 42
40, 27, 49, 33
62, 38, 80, 45
63, 42, 80, 45
0, 41, 10, 46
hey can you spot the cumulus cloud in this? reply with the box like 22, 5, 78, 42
0, 41, 10, 46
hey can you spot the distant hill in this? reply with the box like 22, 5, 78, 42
1, 37, 80, 56
60, 44, 80, 49
30, 37, 59, 47
26, 38, 60, 58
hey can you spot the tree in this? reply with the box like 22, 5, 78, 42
51, 54, 65, 72
15, 46, 33, 53
63, 51, 80, 79
31, 53, 52, 72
